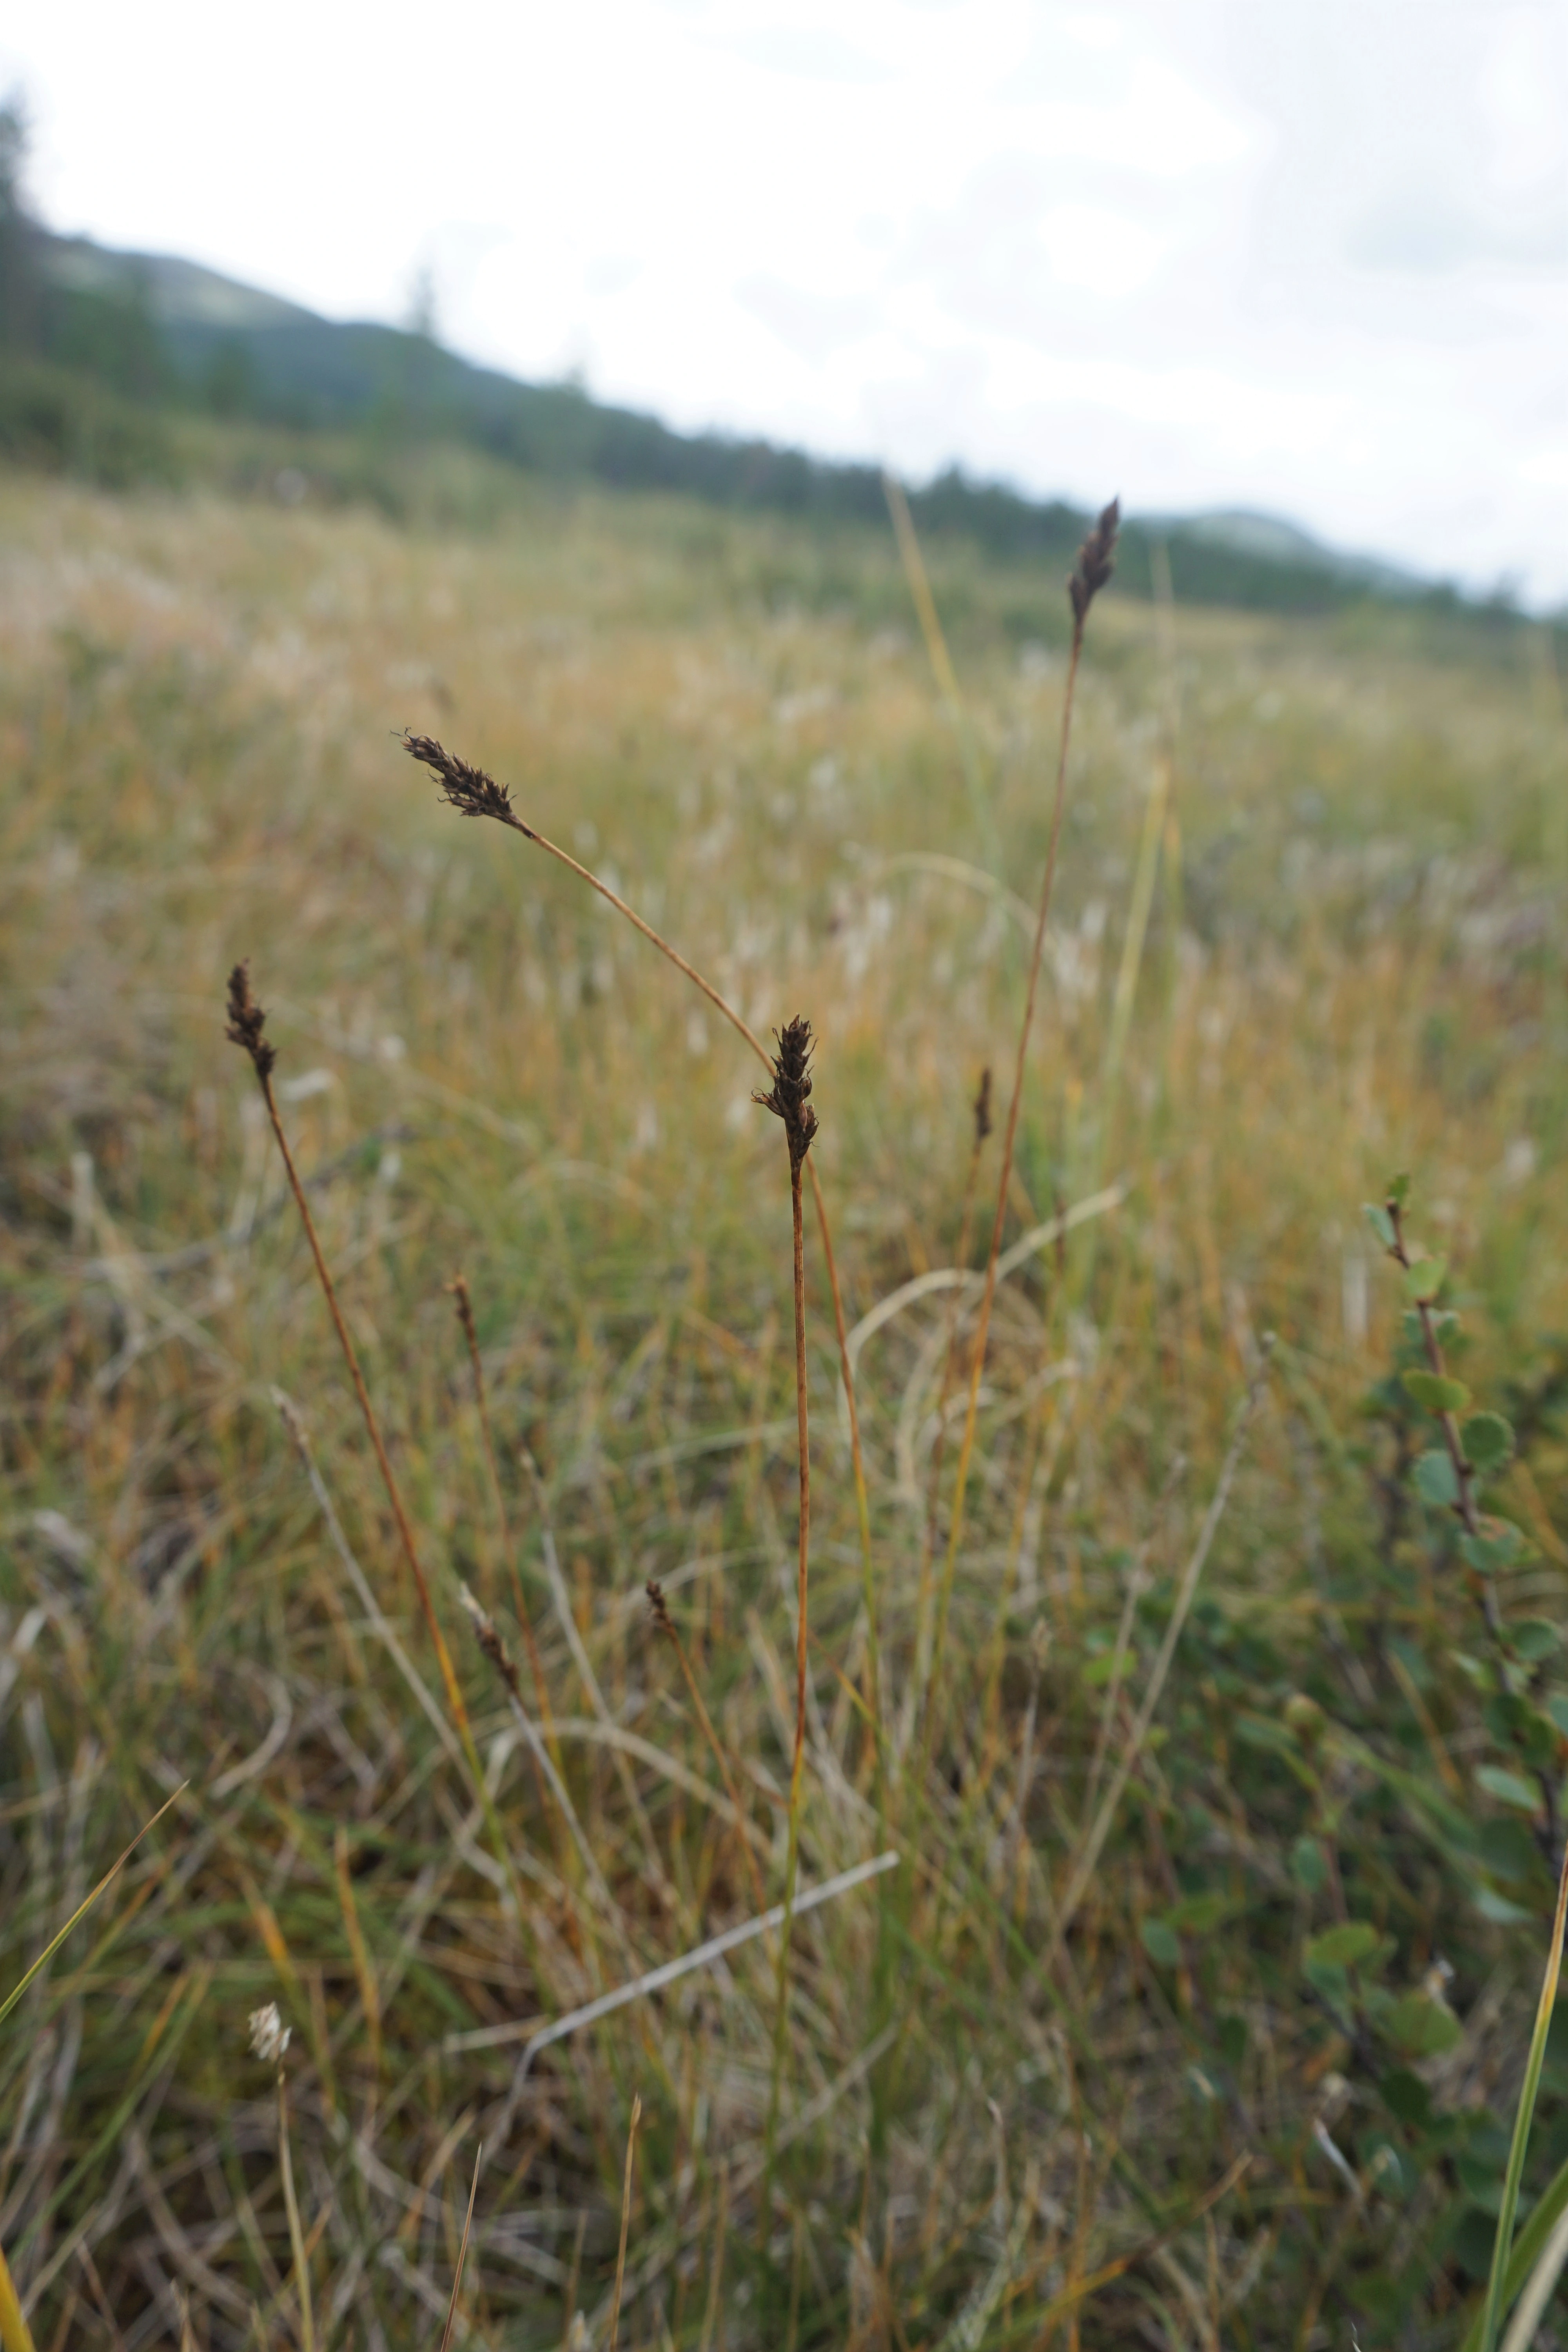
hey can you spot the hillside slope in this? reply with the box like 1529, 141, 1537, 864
28, 229, 1462, 619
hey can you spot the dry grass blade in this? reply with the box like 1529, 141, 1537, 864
0, 2249, 36, 2352
913, 1070, 991, 1698
455, 1582, 618, 1924
448, 1274, 556, 1739
437, 2144, 483, 2352
1031, 2152, 1253, 2332
13, 451, 1566, 2349
460, 1851, 899, 2065
608, 2096, 641, 2352
0, 1783, 185, 2032
882, 472, 995, 861
647, 1581, 767, 1914
276, 2072, 314, 2352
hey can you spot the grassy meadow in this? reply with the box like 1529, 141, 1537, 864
2, 450, 1568, 2349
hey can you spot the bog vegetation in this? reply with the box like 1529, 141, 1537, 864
1, 389, 1568, 2352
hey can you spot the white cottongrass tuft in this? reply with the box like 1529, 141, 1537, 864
248, 2002, 291, 2066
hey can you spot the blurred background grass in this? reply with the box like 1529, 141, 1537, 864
2, 436, 1568, 2349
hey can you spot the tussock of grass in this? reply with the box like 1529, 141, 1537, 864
2, 464, 1568, 2346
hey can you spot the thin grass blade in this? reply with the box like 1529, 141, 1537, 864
0, 1783, 186, 2033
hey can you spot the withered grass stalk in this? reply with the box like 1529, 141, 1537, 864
455, 1581, 617, 1935
403, 730, 883, 1728
437, 2144, 483, 2352
225, 964, 528, 1929
448, 1274, 560, 1753
609, 2095, 642, 2352
924, 503, 1119, 1740
647, 1581, 767, 1916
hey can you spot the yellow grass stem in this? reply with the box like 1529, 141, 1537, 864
608, 2095, 642, 2352
0, 2247, 35, 2352
698, 2176, 729, 2352
882, 471, 994, 861
332, 1828, 381, 2091
1102, 741, 1170, 1117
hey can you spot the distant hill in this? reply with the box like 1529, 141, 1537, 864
11, 229, 1486, 620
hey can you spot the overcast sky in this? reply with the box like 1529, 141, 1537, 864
4, 0, 1565, 602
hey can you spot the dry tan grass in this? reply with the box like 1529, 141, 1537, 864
1, 463, 1566, 2346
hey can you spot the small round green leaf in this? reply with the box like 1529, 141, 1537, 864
1510, 1619, 1561, 1663
1460, 1518, 1525, 1573
1404, 1256, 1448, 1303
1168, 1891, 1231, 1933
1363, 1201, 1396, 1250
1401, 1369, 1470, 1414
1461, 1412, 1515, 1477
1306, 1921, 1380, 1969
1414, 1450, 1461, 1508
1475, 1764, 1540, 1814
1473, 1884, 1535, 1924
1385, 1991, 1462, 2059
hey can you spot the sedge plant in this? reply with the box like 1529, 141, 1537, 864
401, 731, 884, 1755
751, 1016, 820, 2179
224, 965, 532, 1931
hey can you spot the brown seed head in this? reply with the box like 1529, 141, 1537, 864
1067, 498, 1120, 636
646, 1579, 675, 1639
225, 961, 276, 1082
456, 1581, 523, 1702
753, 1015, 820, 1174
973, 1066, 993, 1147
402, 731, 533, 836
448, 1273, 477, 1350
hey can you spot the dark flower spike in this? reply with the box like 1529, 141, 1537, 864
973, 1066, 993, 1147
645, 1579, 675, 1638
754, 1015, 819, 1173
402, 731, 535, 837
225, 961, 276, 1082
1067, 498, 1120, 636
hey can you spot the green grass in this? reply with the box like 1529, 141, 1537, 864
2, 459, 1568, 2348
